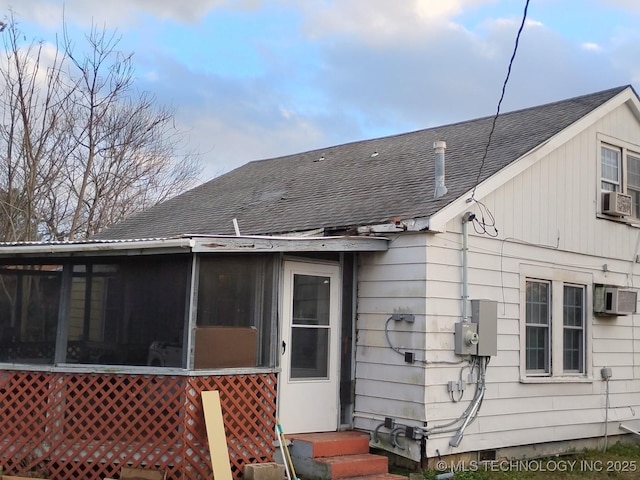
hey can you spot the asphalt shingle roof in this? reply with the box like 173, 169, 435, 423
96, 85, 631, 239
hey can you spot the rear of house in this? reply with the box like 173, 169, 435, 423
1, 85, 639, 479
355, 86, 640, 462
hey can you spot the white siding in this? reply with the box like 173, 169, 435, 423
354, 102, 640, 461
423, 229, 640, 456
355, 234, 427, 460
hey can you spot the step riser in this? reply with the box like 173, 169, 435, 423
322, 457, 388, 479
289, 432, 371, 458
287, 455, 388, 480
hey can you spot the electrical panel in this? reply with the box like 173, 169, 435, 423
471, 299, 497, 356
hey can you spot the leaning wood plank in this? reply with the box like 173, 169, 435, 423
202, 390, 233, 480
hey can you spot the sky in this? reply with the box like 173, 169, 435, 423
3, 0, 640, 181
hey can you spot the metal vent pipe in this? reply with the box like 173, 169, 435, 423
434, 140, 447, 198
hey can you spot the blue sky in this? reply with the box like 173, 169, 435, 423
5, 0, 640, 181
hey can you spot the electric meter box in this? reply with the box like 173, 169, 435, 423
454, 322, 478, 356
471, 299, 497, 356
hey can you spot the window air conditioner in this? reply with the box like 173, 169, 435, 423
595, 287, 638, 315
602, 191, 632, 217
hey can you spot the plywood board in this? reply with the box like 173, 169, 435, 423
194, 327, 257, 369
201, 390, 233, 480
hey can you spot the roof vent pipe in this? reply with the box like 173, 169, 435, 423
433, 141, 447, 199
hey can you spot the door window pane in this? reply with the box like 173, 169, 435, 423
290, 274, 331, 379
291, 328, 329, 379
293, 275, 330, 326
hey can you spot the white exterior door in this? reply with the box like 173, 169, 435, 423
278, 261, 341, 433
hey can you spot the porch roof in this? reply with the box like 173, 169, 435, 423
0, 234, 388, 259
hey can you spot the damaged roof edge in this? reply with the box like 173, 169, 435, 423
356, 216, 433, 234
0, 234, 389, 259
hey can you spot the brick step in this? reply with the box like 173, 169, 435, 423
281, 431, 396, 480
311, 453, 389, 479
341, 474, 407, 480
289, 431, 371, 458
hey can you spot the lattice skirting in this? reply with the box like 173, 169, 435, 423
0, 371, 277, 480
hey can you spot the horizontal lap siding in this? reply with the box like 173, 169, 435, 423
355, 234, 428, 432
425, 228, 640, 456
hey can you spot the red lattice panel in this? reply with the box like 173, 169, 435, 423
184, 375, 277, 479
0, 371, 277, 480
0, 371, 52, 474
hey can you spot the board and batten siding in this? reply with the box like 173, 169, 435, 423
485, 100, 640, 259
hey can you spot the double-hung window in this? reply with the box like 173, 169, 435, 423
627, 153, 640, 218
525, 280, 550, 373
521, 268, 590, 381
562, 284, 585, 373
601, 146, 621, 192
600, 137, 640, 219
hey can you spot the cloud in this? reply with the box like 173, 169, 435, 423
602, 0, 640, 12
582, 42, 603, 52
295, 0, 495, 44
132, 1, 640, 178
0, 0, 255, 29
1, 0, 639, 183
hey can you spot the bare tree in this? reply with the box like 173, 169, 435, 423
0, 13, 72, 242
0, 14, 201, 242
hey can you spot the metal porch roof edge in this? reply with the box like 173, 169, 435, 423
0, 234, 388, 258
190, 234, 388, 252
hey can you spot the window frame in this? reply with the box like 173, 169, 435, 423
520, 265, 592, 383
562, 283, 586, 374
598, 134, 640, 220
524, 279, 551, 375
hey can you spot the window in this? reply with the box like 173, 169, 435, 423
525, 280, 550, 373
522, 271, 589, 380
0, 256, 190, 367
0, 266, 62, 363
66, 257, 190, 366
600, 140, 640, 219
601, 146, 621, 192
627, 154, 640, 218
563, 285, 585, 373
0, 253, 279, 370
197, 254, 276, 367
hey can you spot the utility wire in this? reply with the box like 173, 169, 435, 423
470, 0, 531, 202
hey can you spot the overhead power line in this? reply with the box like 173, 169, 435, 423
470, 0, 531, 203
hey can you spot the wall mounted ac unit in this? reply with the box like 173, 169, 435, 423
602, 191, 632, 217
594, 285, 637, 315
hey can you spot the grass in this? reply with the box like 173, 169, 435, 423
420, 442, 640, 480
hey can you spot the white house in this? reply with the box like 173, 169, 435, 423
1, 85, 639, 478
